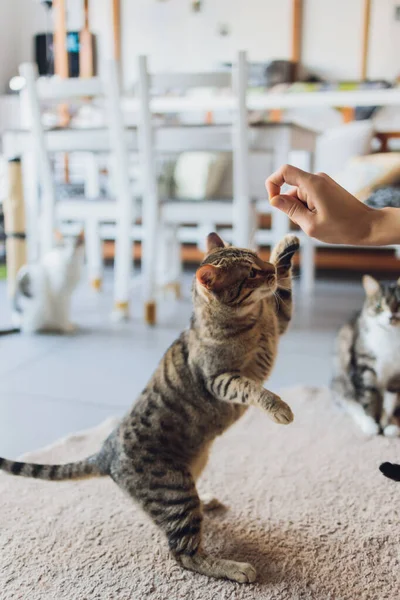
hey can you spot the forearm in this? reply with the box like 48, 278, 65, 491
209, 372, 282, 409
209, 372, 265, 406
364, 208, 400, 246
208, 372, 294, 424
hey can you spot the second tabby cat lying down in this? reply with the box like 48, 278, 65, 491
332, 275, 400, 436
0, 233, 299, 584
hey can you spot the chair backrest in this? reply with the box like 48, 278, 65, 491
137, 51, 251, 247
19, 61, 130, 256
33, 77, 103, 103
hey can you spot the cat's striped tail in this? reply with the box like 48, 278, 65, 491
0, 454, 103, 481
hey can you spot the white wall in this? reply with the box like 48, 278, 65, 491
303, 0, 400, 82
1, 0, 399, 88
368, 0, 400, 80
0, 2, 18, 93
113, 0, 400, 85
302, 0, 364, 80
118, 0, 292, 85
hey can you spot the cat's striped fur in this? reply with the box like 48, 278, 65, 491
332, 275, 400, 437
0, 233, 299, 583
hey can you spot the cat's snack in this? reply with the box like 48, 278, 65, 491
0, 233, 299, 583
1, 232, 84, 335
332, 275, 400, 436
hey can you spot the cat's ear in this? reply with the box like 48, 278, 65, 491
362, 275, 380, 297
196, 264, 223, 291
206, 232, 225, 253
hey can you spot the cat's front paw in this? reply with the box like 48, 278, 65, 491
383, 424, 400, 437
271, 399, 294, 425
358, 416, 380, 436
271, 235, 300, 266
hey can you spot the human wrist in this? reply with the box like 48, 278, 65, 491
363, 207, 400, 246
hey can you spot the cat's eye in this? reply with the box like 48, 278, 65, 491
376, 302, 382, 312
249, 268, 257, 279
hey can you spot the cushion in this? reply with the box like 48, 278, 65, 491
173, 152, 232, 200
333, 152, 400, 202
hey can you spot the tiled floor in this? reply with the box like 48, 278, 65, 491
0, 271, 364, 457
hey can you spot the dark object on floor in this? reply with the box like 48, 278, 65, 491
365, 186, 400, 209
379, 462, 400, 481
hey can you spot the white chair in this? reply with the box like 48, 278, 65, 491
136, 51, 252, 323
19, 60, 134, 320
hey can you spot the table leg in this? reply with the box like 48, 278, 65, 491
21, 150, 40, 263
85, 218, 103, 291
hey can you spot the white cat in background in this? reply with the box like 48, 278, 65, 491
9, 232, 84, 335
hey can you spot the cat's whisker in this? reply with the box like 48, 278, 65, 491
273, 290, 291, 312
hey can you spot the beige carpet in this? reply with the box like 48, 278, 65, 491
1, 387, 399, 600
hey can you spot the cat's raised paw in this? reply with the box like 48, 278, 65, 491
271, 235, 300, 265
272, 400, 294, 424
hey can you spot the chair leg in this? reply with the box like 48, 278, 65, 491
85, 219, 103, 292
142, 224, 158, 325
84, 153, 101, 199
300, 237, 316, 296
144, 300, 157, 325
170, 225, 182, 299
157, 224, 182, 298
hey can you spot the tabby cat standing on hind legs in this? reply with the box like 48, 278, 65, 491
332, 275, 400, 436
0, 233, 299, 584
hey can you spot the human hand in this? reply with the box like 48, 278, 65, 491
265, 164, 395, 246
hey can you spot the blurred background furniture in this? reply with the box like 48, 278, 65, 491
19, 59, 134, 320
1, 0, 400, 309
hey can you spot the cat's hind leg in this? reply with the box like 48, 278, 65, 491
111, 459, 255, 583
178, 551, 256, 583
